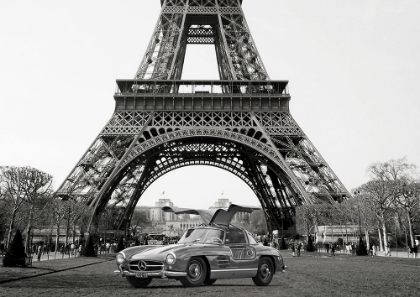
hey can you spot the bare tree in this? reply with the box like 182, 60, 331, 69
129, 209, 151, 239
0, 192, 9, 243
67, 200, 91, 244
20, 168, 53, 252
367, 157, 419, 248
358, 180, 396, 253
46, 197, 68, 258
0, 166, 53, 251
0, 167, 29, 250
250, 209, 267, 235
368, 157, 416, 182
394, 181, 420, 247
349, 192, 378, 249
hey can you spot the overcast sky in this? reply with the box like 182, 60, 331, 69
1, 0, 419, 209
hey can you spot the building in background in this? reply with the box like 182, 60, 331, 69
134, 193, 252, 236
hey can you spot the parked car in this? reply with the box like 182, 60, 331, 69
114, 204, 286, 288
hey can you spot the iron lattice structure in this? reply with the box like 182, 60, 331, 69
57, 0, 350, 231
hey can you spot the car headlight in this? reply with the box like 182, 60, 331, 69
166, 252, 176, 265
116, 252, 125, 264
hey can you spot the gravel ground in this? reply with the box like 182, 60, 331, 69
1, 252, 419, 297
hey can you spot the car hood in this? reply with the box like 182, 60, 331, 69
129, 244, 186, 261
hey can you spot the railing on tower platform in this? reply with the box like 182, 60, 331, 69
115, 80, 289, 97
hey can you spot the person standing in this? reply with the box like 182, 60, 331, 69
385, 242, 391, 256
263, 238, 268, 246
37, 244, 42, 261
372, 244, 377, 256
297, 243, 301, 257
70, 243, 75, 256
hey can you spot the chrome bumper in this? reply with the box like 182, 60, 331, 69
114, 266, 186, 278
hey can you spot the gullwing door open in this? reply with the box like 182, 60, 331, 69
162, 204, 261, 226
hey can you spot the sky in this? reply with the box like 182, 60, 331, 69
1, 0, 419, 209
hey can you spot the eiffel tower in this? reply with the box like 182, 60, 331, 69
57, 0, 350, 232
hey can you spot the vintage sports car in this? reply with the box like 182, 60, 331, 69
114, 204, 286, 288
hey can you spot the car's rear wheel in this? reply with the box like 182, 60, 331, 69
126, 276, 153, 288
203, 279, 217, 285
179, 257, 207, 287
252, 256, 274, 286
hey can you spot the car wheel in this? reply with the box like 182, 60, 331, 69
126, 276, 153, 288
252, 256, 274, 286
180, 257, 207, 287
203, 279, 217, 286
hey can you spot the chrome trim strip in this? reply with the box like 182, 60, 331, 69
211, 268, 258, 272
114, 269, 187, 278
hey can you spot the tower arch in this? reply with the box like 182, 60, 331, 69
56, 0, 350, 232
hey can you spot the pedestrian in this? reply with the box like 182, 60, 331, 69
291, 243, 295, 257
386, 243, 391, 256
331, 243, 336, 256
413, 244, 418, 258
37, 244, 42, 261
326, 243, 330, 255
297, 243, 301, 257
263, 238, 268, 246
372, 244, 377, 256
71, 243, 76, 256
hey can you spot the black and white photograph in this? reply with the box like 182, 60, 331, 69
1, 1, 419, 296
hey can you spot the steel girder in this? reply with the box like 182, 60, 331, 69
135, 0, 268, 80
57, 110, 350, 231
56, 0, 351, 232
97, 136, 302, 231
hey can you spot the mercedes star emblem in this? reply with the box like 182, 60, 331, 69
138, 261, 147, 271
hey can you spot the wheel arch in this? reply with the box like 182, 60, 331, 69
200, 255, 212, 281
259, 255, 277, 274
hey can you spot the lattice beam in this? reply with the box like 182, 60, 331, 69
57, 0, 351, 233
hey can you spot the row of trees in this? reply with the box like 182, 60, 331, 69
0, 166, 92, 257
295, 158, 420, 253
2, 158, 418, 258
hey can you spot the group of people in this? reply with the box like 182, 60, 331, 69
290, 242, 303, 257
325, 242, 338, 256
30, 242, 85, 261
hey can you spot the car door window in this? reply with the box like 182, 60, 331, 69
225, 230, 246, 245
246, 232, 258, 245
225, 229, 256, 260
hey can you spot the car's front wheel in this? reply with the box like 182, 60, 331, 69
179, 257, 207, 287
252, 256, 274, 286
126, 276, 153, 288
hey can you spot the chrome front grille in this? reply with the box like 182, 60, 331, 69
128, 260, 164, 272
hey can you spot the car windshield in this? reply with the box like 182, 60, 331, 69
178, 228, 224, 244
